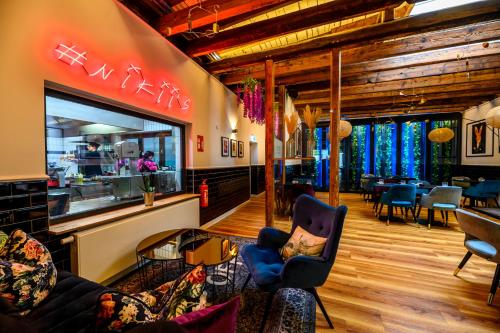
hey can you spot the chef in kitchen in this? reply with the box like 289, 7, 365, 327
82, 142, 103, 177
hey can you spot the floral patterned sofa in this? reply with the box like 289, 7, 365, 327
0, 230, 239, 333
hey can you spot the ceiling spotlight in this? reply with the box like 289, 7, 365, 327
419, 97, 427, 104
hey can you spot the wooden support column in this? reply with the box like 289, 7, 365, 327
278, 85, 286, 185
329, 50, 341, 207
265, 60, 275, 227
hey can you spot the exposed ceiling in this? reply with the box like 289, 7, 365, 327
120, 0, 500, 119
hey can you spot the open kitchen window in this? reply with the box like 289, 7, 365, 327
45, 90, 185, 221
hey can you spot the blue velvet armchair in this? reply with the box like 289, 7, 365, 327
462, 180, 500, 207
377, 184, 417, 225
240, 195, 348, 332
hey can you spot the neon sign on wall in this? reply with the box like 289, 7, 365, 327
53, 43, 191, 111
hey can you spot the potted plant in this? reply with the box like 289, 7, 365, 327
140, 173, 155, 206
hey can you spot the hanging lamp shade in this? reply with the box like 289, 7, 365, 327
339, 120, 353, 139
485, 105, 500, 128
428, 127, 454, 143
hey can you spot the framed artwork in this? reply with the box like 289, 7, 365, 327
466, 119, 494, 157
238, 141, 244, 158
221, 137, 229, 157
230, 139, 237, 157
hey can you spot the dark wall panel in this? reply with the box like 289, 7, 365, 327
0, 180, 71, 271
251, 165, 265, 195
187, 167, 250, 225
456, 165, 500, 180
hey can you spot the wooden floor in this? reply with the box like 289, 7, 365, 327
208, 192, 500, 333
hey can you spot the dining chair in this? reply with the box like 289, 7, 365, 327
240, 194, 348, 332
462, 180, 500, 208
454, 209, 500, 305
377, 184, 417, 225
418, 186, 462, 229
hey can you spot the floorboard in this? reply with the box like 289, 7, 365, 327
208, 192, 500, 332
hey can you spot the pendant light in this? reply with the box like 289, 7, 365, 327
428, 127, 454, 143
339, 120, 352, 139
485, 105, 500, 128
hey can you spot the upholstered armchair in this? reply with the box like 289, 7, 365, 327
418, 186, 462, 229
463, 180, 500, 207
454, 209, 500, 305
377, 184, 417, 225
240, 195, 348, 332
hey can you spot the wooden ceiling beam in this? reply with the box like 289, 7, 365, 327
296, 89, 500, 108
185, 0, 406, 57
157, 0, 297, 36
206, 1, 500, 71
222, 48, 500, 85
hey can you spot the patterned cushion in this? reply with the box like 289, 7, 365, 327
281, 226, 327, 260
160, 264, 206, 320
0, 229, 57, 314
96, 264, 206, 332
0, 231, 8, 253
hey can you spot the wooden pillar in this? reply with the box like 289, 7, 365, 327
329, 50, 341, 207
278, 85, 286, 185
265, 59, 275, 227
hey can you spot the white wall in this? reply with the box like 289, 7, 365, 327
461, 97, 500, 166
0, 0, 265, 180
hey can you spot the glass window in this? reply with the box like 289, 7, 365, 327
401, 121, 426, 180
374, 123, 397, 178
430, 119, 458, 184
45, 92, 184, 220
348, 124, 371, 191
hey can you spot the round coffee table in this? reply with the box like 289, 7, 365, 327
136, 229, 238, 294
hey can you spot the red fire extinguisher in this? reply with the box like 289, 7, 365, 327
200, 179, 208, 207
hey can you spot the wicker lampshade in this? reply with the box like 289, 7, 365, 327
428, 127, 454, 143
339, 120, 352, 139
485, 106, 500, 128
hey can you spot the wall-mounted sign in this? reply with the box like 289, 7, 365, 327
53, 43, 191, 112
197, 135, 204, 152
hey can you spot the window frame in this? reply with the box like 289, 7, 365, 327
44, 85, 186, 224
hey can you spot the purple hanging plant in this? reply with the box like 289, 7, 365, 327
237, 77, 265, 124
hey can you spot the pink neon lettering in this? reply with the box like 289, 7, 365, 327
121, 64, 142, 89
89, 64, 115, 80
136, 79, 154, 96
156, 80, 171, 104
55, 44, 87, 66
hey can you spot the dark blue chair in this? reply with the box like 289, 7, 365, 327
240, 195, 348, 332
377, 184, 417, 225
463, 180, 500, 207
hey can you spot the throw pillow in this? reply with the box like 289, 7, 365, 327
281, 226, 327, 260
96, 291, 156, 332
0, 229, 57, 314
160, 264, 206, 320
96, 264, 206, 332
172, 296, 240, 333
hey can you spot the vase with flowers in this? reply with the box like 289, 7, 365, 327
139, 173, 155, 206
303, 105, 321, 157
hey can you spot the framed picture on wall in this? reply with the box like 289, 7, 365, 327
466, 119, 494, 157
230, 139, 237, 157
238, 141, 244, 158
221, 137, 229, 157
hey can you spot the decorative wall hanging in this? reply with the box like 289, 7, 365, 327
236, 77, 264, 124
428, 127, 455, 143
230, 139, 237, 157
465, 120, 494, 157
221, 137, 229, 157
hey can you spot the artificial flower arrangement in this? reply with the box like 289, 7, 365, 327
236, 77, 264, 124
